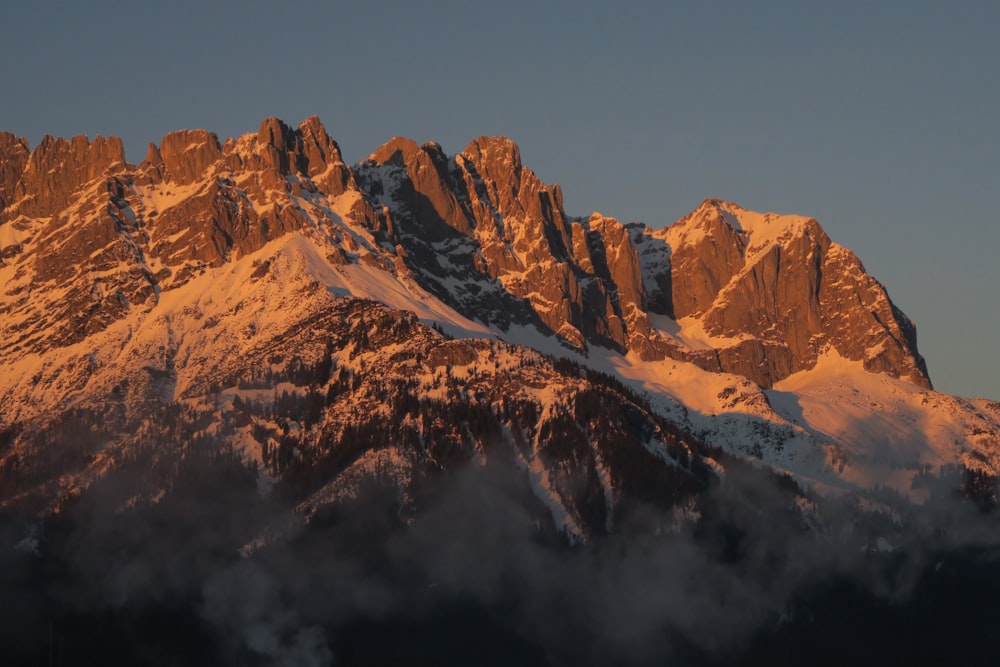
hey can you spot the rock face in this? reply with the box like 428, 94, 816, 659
4, 108, 1000, 667
0, 254, 713, 544
9, 133, 126, 218
0, 117, 929, 392
146, 129, 222, 185
356, 135, 658, 352
652, 200, 930, 387
0, 133, 30, 211
6, 115, 1000, 545
356, 144, 929, 388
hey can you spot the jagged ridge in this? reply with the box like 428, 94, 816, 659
0, 117, 929, 389
4, 115, 990, 516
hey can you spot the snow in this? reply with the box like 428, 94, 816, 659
131, 180, 207, 214
648, 312, 745, 351
721, 204, 813, 264
296, 447, 415, 521
523, 450, 584, 543
660, 199, 815, 277
4, 138, 999, 522
765, 348, 994, 497
0, 217, 35, 248
591, 447, 616, 532
570, 342, 1000, 501
327, 261, 493, 340
501, 323, 588, 361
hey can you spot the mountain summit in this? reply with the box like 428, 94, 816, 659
0, 117, 994, 515
1, 118, 926, 384
3, 116, 1000, 665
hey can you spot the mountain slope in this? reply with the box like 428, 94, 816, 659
0, 116, 995, 514
4, 115, 1000, 667
653, 199, 929, 387
0, 117, 927, 387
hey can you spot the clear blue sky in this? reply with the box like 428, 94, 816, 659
3, 1, 997, 398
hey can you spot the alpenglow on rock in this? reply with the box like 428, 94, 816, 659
8, 116, 1000, 667
6, 115, 1000, 534
0, 118, 928, 391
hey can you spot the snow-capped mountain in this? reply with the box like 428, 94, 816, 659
5, 115, 1000, 667
1, 115, 997, 520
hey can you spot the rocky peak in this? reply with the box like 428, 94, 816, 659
0, 132, 30, 211
247, 116, 344, 179
458, 136, 571, 261
139, 141, 165, 178
0, 117, 933, 393
363, 136, 473, 241
296, 115, 343, 176
461, 135, 523, 179
150, 129, 223, 185
360, 135, 654, 352
10, 133, 126, 218
586, 213, 648, 313
421, 141, 448, 164
660, 200, 747, 319
253, 116, 298, 174
693, 197, 734, 219
367, 136, 422, 166
650, 199, 931, 388
458, 136, 527, 216
256, 116, 294, 150
200, 116, 349, 198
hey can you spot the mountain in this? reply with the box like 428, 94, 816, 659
1, 116, 995, 506
356, 138, 930, 390
2, 116, 1000, 665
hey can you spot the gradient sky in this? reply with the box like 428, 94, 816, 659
2, 1, 997, 399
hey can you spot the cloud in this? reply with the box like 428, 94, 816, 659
202, 560, 333, 667
4, 449, 1000, 665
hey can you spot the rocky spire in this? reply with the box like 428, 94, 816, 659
0, 117, 932, 389
651, 199, 931, 387
0, 132, 30, 211
296, 115, 343, 176
11, 133, 126, 218
154, 129, 222, 185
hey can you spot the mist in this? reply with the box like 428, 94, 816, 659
3, 447, 1000, 666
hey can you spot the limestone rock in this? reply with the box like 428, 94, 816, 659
661, 199, 746, 319
356, 134, 663, 352
0, 117, 931, 391
0, 132, 30, 211
155, 129, 222, 184
656, 199, 930, 387
11, 133, 127, 217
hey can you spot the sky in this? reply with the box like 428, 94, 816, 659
2, 0, 997, 399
